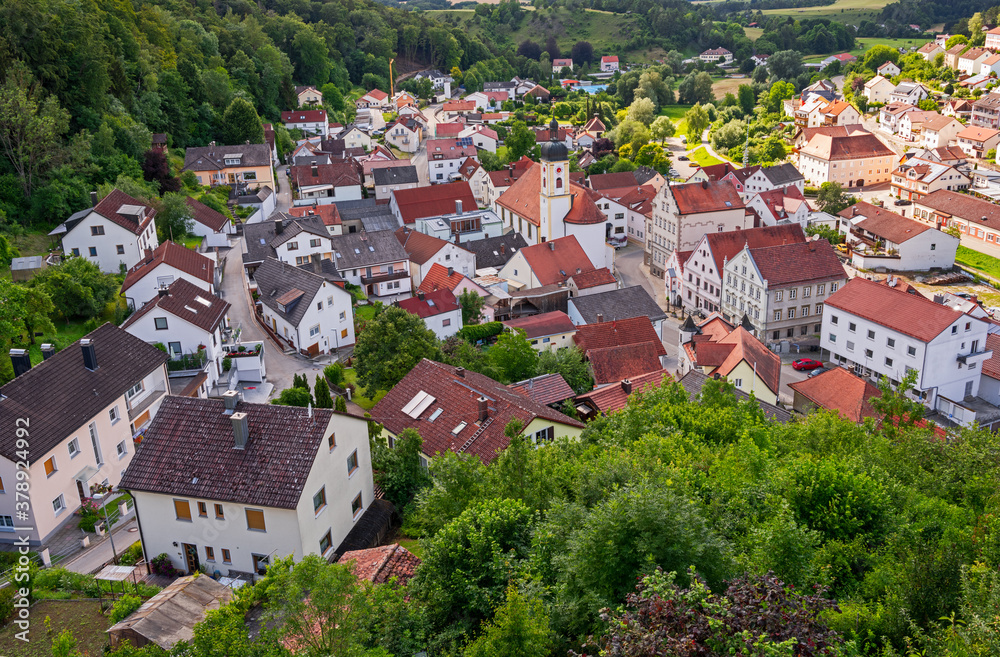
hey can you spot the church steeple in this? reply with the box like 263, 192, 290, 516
539, 118, 570, 242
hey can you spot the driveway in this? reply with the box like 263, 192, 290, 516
275, 165, 292, 212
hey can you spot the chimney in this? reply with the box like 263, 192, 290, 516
455, 367, 465, 377
712, 373, 721, 380
500, 243, 506, 255
455, 200, 463, 214
311, 163, 319, 177
418, 291, 425, 301
158, 286, 169, 298
90, 191, 98, 207
80, 339, 98, 371
621, 378, 633, 394
477, 396, 489, 422
311, 254, 322, 274
40, 343, 55, 361
597, 313, 604, 323
231, 412, 249, 449
222, 390, 240, 414
275, 217, 284, 234
9, 349, 30, 378
549, 241, 555, 251
702, 180, 708, 189
447, 266, 454, 277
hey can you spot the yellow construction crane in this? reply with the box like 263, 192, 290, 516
389, 58, 395, 98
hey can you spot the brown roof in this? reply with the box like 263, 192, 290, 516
503, 311, 576, 339
517, 235, 598, 286
337, 544, 420, 585
825, 276, 968, 342
370, 359, 583, 464
119, 397, 347, 508
184, 196, 228, 232
671, 180, 745, 215
747, 239, 845, 287
508, 373, 576, 406
789, 367, 881, 423
576, 370, 670, 414
587, 342, 665, 385
394, 227, 461, 265
589, 172, 638, 191
0, 324, 168, 463
288, 204, 341, 226
392, 181, 477, 224
922, 114, 961, 131
291, 162, 361, 188
574, 316, 666, 356
93, 189, 157, 235
443, 101, 476, 111
121, 278, 230, 333
693, 162, 740, 182
569, 267, 617, 289
838, 202, 932, 243
957, 126, 1000, 142
426, 139, 478, 160
917, 189, 1000, 230
418, 262, 466, 293
496, 163, 605, 226
982, 333, 1000, 381
121, 241, 215, 293
918, 42, 942, 53
702, 224, 806, 276
706, 326, 781, 394
799, 132, 895, 162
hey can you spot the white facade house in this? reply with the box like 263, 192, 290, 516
291, 163, 363, 206
254, 257, 357, 353
119, 396, 375, 576
822, 277, 993, 420
120, 240, 217, 310
384, 120, 422, 154
395, 227, 477, 287
281, 110, 329, 138
864, 75, 896, 105
398, 289, 463, 340
700, 48, 732, 64
890, 82, 930, 106
600, 55, 620, 72
890, 158, 970, 201
838, 202, 959, 271
877, 61, 901, 77
121, 279, 231, 393
921, 115, 965, 150
328, 230, 413, 299
0, 325, 169, 548
53, 190, 159, 274
341, 127, 373, 152
426, 139, 479, 184
459, 125, 499, 153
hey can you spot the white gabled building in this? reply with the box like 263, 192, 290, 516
837, 202, 959, 271
281, 109, 329, 138
119, 395, 375, 576
864, 75, 896, 105
52, 190, 159, 274
120, 240, 217, 310
822, 277, 993, 424
398, 289, 463, 340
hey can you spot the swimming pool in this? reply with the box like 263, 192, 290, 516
573, 84, 608, 94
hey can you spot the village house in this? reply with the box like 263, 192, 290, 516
600, 55, 620, 72
340, 126, 373, 152
503, 311, 577, 352
295, 85, 322, 107
182, 143, 275, 190
987, 26, 1000, 50
971, 92, 1000, 129
372, 359, 584, 465
398, 289, 463, 340
959, 47, 992, 75
356, 89, 389, 110
574, 317, 667, 386
945, 43, 967, 70
943, 99, 974, 120
281, 109, 329, 138
552, 58, 574, 73
879, 102, 919, 134
890, 157, 970, 201
863, 75, 895, 105
877, 61, 901, 77
898, 110, 942, 143
373, 164, 419, 202
911, 190, 1000, 250
119, 395, 374, 575
957, 126, 1000, 159
920, 115, 964, 149
390, 181, 478, 225
567, 285, 666, 339
384, 120, 422, 154
821, 100, 862, 127
721, 238, 847, 343
797, 129, 895, 188
890, 81, 930, 106
395, 226, 476, 287
700, 48, 732, 64
645, 179, 749, 277
242, 214, 339, 278
917, 42, 945, 61
121, 278, 230, 394
426, 139, 479, 184
329, 230, 412, 299
184, 196, 233, 248
120, 240, 217, 309
52, 190, 159, 274
0, 325, 169, 548
677, 315, 781, 404
291, 162, 362, 206
788, 366, 882, 423
837, 202, 959, 271
497, 235, 598, 290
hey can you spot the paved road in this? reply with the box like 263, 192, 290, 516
275, 165, 292, 212
411, 103, 442, 185
63, 518, 138, 574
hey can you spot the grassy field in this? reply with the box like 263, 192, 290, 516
396, 535, 423, 558
743, 27, 764, 41
428, 7, 640, 59
0, 228, 55, 279
659, 105, 692, 137
711, 77, 745, 101
956, 245, 1000, 280
1, 600, 110, 657
343, 368, 386, 410
759, 0, 890, 24
688, 146, 723, 167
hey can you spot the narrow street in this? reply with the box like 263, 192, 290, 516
411, 102, 442, 185
275, 164, 292, 212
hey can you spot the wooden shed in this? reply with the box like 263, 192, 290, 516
107, 575, 234, 650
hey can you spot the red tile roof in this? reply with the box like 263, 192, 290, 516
587, 342, 665, 385
288, 203, 341, 226
601, 55, 619, 63
426, 139, 478, 161
789, 367, 881, 423
747, 239, 846, 287
184, 196, 229, 232
337, 544, 420, 585
395, 227, 456, 265
121, 278, 230, 333
94, 189, 156, 235
419, 262, 466, 293
398, 288, 460, 319
291, 162, 361, 188
496, 163, 605, 227
701, 224, 806, 276
518, 235, 598, 286
706, 326, 780, 394
574, 316, 666, 355
569, 267, 617, 289
799, 132, 895, 162
364, 89, 389, 101
281, 109, 327, 123
370, 359, 583, 464
838, 202, 932, 244
503, 311, 576, 339
392, 181, 477, 224
825, 276, 967, 342
443, 101, 476, 112
671, 180, 745, 215
983, 333, 1000, 381
121, 240, 215, 292
508, 373, 576, 406
436, 122, 464, 137
590, 172, 637, 191
576, 370, 670, 414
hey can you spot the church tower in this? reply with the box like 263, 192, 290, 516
539, 118, 571, 242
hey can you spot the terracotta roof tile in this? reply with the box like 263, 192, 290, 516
576, 370, 670, 413
337, 544, 420, 585
574, 316, 666, 355
398, 289, 460, 319
917, 190, 1000, 231
291, 162, 361, 188
121, 241, 215, 293
800, 132, 895, 162
671, 180, 745, 215
394, 227, 460, 265
590, 172, 638, 191
587, 342, 664, 384
289, 204, 341, 226
184, 196, 228, 232
393, 181, 477, 224
503, 311, 576, 339
281, 109, 327, 123
702, 224, 806, 276
982, 333, 1000, 380
518, 235, 598, 286
569, 267, 617, 289
713, 326, 781, 394
748, 239, 845, 287
789, 367, 881, 423
496, 163, 605, 227
419, 262, 466, 293
93, 189, 157, 235
508, 373, 576, 406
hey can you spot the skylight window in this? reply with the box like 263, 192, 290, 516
402, 391, 436, 418
452, 421, 467, 435
429, 408, 443, 422
195, 296, 211, 306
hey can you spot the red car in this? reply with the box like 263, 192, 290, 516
792, 358, 824, 371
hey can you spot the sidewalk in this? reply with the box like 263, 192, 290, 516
61, 518, 139, 574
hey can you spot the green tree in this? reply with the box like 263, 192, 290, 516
319, 83, 345, 113
737, 84, 756, 116
335, 395, 347, 412
271, 387, 312, 407
945, 35, 969, 50
650, 115, 676, 142
20, 285, 56, 345
354, 305, 442, 395
372, 428, 431, 508
459, 289, 485, 325
918, 98, 939, 111
31, 258, 118, 321
0, 234, 21, 268
535, 346, 592, 394
488, 328, 537, 384
154, 193, 194, 243
869, 368, 925, 439
464, 584, 551, 657
626, 97, 655, 127
504, 121, 535, 163
767, 50, 804, 81
815, 181, 854, 214
221, 97, 264, 145
805, 223, 844, 245
684, 103, 710, 144
314, 375, 333, 409
862, 45, 900, 72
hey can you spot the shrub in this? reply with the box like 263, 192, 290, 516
150, 553, 178, 577
324, 362, 345, 386
118, 542, 144, 566
110, 595, 144, 624
0, 586, 15, 626
457, 321, 503, 343
222, 357, 232, 372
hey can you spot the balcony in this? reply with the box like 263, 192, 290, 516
957, 349, 993, 365
361, 269, 409, 285
127, 385, 166, 421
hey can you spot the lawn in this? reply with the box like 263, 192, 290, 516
659, 105, 692, 137
396, 536, 423, 559
1, 599, 110, 657
688, 146, 723, 167
355, 304, 379, 321
711, 77, 745, 101
760, 0, 889, 24
25, 318, 94, 365
342, 367, 386, 410
0, 228, 56, 279
956, 245, 1000, 280
743, 27, 763, 41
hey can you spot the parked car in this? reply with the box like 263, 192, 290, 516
893, 199, 911, 206
678, 155, 689, 161
808, 366, 828, 378
792, 358, 824, 371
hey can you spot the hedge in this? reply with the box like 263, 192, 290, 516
457, 321, 503, 343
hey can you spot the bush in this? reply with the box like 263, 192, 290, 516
118, 542, 144, 566
110, 594, 144, 624
0, 586, 15, 626
150, 553, 178, 577
222, 357, 232, 372
456, 321, 503, 343
325, 361, 345, 386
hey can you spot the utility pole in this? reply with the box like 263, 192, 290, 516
389, 59, 395, 98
